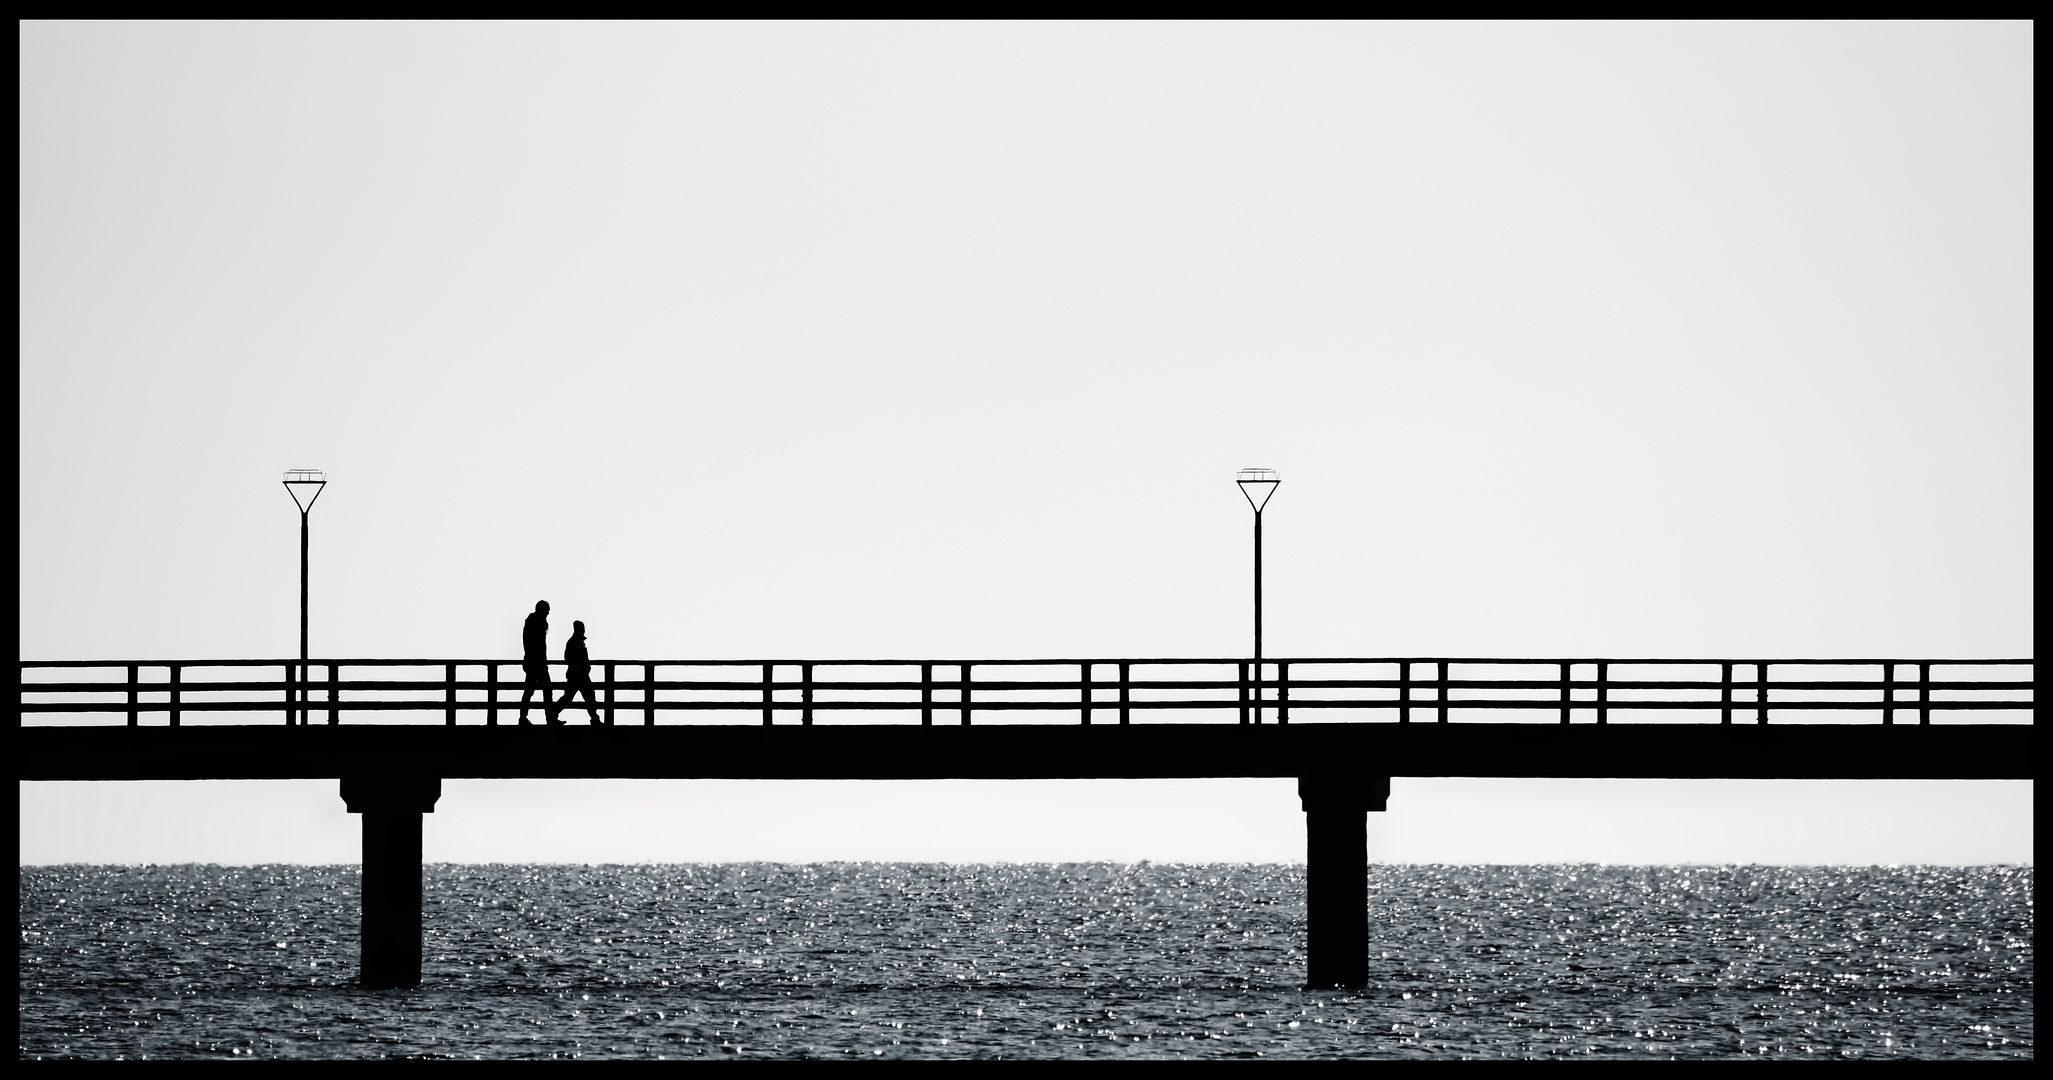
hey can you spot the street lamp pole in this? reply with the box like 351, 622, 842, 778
1236, 468, 1280, 722
283, 470, 327, 724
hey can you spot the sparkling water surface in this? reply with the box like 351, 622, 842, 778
19, 864, 2032, 1059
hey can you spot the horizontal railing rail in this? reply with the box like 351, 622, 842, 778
16, 658, 2034, 728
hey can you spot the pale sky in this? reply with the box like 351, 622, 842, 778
19, 22, 2032, 864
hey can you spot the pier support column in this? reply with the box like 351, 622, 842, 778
1299, 774, 1389, 989
340, 777, 441, 988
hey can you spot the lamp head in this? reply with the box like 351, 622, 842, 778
283, 469, 327, 514
1236, 467, 1279, 512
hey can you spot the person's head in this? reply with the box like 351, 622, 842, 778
536, 600, 550, 615
573, 620, 585, 637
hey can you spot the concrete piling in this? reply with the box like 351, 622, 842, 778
1299, 774, 1389, 989
340, 776, 441, 988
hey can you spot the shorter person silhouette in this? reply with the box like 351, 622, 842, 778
518, 600, 556, 725
556, 620, 603, 725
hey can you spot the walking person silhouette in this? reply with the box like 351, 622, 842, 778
519, 600, 556, 725
556, 620, 603, 725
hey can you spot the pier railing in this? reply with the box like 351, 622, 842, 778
15, 658, 2034, 727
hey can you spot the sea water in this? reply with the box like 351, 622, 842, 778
18, 864, 2032, 1059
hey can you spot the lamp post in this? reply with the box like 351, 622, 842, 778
1237, 468, 1280, 722
283, 469, 327, 725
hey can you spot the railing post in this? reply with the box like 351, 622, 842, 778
1720, 661, 1732, 725
486, 663, 497, 726
1881, 661, 1894, 725
1757, 663, 1770, 725
329, 663, 339, 725
286, 662, 297, 725
1560, 662, 1572, 724
446, 663, 457, 726
605, 662, 616, 726
1239, 661, 1250, 724
128, 663, 140, 727
961, 663, 973, 726
644, 663, 655, 726
1278, 660, 1290, 724
763, 663, 774, 726
1918, 661, 1931, 726
921, 663, 933, 726
1399, 661, 1411, 724
1595, 661, 1607, 725
802, 662, 813, 727
1081, 661, 1091, 725
1437, 661, 1449, 724
1119, 661, 1130, 725
168, 664, 181, 727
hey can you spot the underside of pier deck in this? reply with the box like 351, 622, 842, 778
19, 722, 2035, 782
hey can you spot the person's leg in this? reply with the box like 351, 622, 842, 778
525, 670, 552, 723
560, 681, 595, 723
581, 682, 601, 724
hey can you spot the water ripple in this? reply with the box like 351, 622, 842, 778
18, 864, 2032, 1059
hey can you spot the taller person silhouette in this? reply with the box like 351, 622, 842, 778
556, 620, 602, 725
519, 600, 556, 725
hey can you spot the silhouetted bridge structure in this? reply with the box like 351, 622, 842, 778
19, 656, 2035, 989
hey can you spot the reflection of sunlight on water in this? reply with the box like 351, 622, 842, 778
16, 864, 2034, 1059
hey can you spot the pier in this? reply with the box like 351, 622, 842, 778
18, 656, 2034, 988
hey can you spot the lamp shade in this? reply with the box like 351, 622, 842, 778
283, 469, 327, 513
